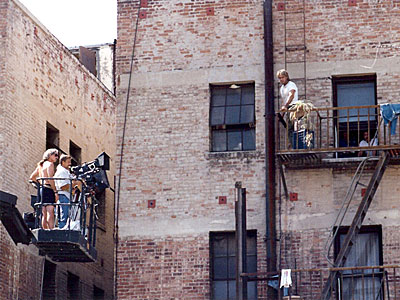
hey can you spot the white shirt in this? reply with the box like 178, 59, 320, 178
280, 81, 298, 106
359, 138, 378, 156
54, 165, 74, 199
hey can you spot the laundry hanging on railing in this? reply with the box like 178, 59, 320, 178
380, 103, 400, 135
280, 269, 292, 288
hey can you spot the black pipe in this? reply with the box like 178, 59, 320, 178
264, 0, 277, 296
113, 39, 117, 95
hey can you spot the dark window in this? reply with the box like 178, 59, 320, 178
210, 231, 257, 300
67, 272, 80, 300
332, 74, 377, 154
95, 190, 106, 226
335, 226, 383, 300
210, 84, 255, 152
69, 141, 81, 166
93, 285, 105, 300
46, 122, 59, 150
42, 260, 56, 300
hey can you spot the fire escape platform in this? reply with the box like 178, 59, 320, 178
277, 146, 400, 168
32, 229, 97, 263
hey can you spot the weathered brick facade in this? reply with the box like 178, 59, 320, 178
0, 0, 116, 299
116, 0, 400, 299
273, 0, 400, 274
116, 0, 268, 299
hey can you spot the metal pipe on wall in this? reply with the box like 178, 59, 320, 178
264, 0, 277, 298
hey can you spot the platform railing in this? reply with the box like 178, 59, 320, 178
243, 264, 400, 299
31, 177, 97, 248
276, 105, 400, 154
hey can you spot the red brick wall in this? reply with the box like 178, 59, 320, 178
116, 0, 400, 298
0, 0, 115, 298
117, 233, 269, 299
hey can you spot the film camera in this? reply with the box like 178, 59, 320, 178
71, 152, 110, 193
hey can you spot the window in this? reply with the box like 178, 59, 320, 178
335, 226, 383, 300
42, 260, 56, 300
332, 74, 377, 153
69, 140, 81, 166
67, 272, 80, 300
46, 122, 59, 150
210, 231, 257, 300
93, 285, 105, 300
210, 84, 255, 152
95, 189, 106, 226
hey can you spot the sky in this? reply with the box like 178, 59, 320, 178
18, 0, 117, 48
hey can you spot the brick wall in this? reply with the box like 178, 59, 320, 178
116, 0, 269, 298
274, 0, 400, 276
273, 0, 400, 107
116, 0, 400, 298
0, 0, 116, 298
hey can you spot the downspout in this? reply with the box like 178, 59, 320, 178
264, 0, 277, 292
113, 38, 117, 95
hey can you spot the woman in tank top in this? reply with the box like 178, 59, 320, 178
30, 149, 59, 229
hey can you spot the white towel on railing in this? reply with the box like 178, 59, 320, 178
280, 269, 292, 288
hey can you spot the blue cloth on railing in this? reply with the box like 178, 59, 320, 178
380, 103, 400, 135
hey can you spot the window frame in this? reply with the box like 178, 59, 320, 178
334, 225, 383, 300
69, 140, 82, 167
209, 230, 257, 300
332, 74, 378, 150
209, 83, 256, 152
46, 122, 60, 151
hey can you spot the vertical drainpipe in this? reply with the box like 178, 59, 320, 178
264, 0, 277, 294
113, 38, 117, 95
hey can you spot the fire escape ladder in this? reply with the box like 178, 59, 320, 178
320, 151, 390, 300
283, 0, 307, 101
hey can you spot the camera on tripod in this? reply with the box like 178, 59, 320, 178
71, 152, 110, 193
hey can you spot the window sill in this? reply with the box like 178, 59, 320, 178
206, 150, 262, 160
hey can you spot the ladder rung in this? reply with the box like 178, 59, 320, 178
286, 45, 306, 51
284, 11, 305, 15
285, 27, 305, 31
286, 60, 306, 64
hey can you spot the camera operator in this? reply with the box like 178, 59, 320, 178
54, 154, 77, 229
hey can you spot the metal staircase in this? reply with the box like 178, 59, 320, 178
320, 151, 390, 300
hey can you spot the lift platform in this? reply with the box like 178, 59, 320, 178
32, 229, 97, 262
0, 152, 110, 263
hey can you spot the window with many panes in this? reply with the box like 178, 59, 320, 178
210, 84, 255, 152
335, 225, 383, 300
210, 231, 257, 300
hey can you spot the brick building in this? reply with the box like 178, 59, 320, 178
116, 0, 400, 299
0, 0, 115, 299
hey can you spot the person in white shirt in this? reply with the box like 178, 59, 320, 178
277, 69, 298, 147
358, 131, 378, 157
54, 154, 74, 228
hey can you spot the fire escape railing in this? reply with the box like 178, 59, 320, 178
276, 105, 400, 154
243, 264, 400, 299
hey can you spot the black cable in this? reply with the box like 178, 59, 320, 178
114, 2, 142, 299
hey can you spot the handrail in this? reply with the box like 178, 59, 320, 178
31, 176, 97, 248
276, 104, 400, 154
242, 265, 400, 299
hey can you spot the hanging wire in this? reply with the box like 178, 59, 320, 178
114, 1, 142, 298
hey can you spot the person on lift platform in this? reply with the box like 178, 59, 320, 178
30, 149, 59, 229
